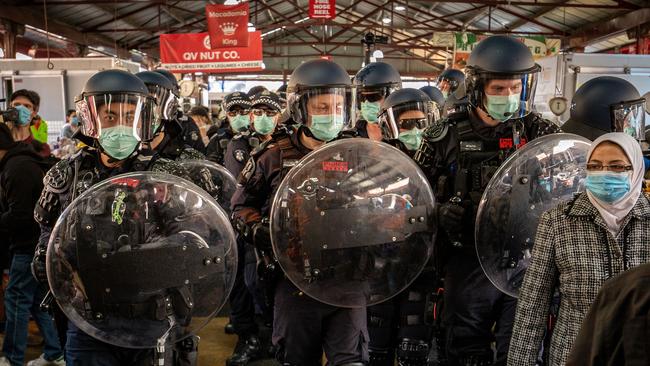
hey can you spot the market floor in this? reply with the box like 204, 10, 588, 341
2, 317, 280, 365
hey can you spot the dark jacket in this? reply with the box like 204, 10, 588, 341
0, 143, 45, 254
566, 261, 650, 366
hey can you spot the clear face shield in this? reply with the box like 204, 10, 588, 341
379, 101, 435, 150
294, 87, 353, 141
145, 84, 176, 131
352, 85, 400, 123
437, 77, 459, 97
479, 72, 538, 122
76, 93, 155, 159
611, 99, 646, 141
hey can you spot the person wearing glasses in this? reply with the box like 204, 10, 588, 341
206, 92, 252, 165
509, 132, 650, 366
224, 91, 282, 177
352, 62, 402, 141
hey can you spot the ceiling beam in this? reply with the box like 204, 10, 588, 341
414, 0, 639, 9
495, 5, 567, 34
83, 3, 152, 32
0, 5, 130, 57
505, 0, 570, 30
568, 7, 650, 48
264, 41, 446, 51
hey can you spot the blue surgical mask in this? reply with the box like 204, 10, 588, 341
14, 105, 32, 126
485, 94, 520, 122
99, 126, 139, 160
230, 115, 250, 132
71, 116, 80, 127
309, 114, 344, 142
360, 101, 380, 123
253, 115, 276, 135
585, 171, 631, 203
398, 128, 423, 151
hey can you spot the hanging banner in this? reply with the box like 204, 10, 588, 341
206, 2, 249, 48
309, 0, 336, 19
452, 32, 561, 69
160, 32, 263, 74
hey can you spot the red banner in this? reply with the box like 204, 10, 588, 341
309, 0, 336, 19
160, 31, 263, 73
206, 2, 249, 48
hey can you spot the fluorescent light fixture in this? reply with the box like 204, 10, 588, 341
395, 5, 405, 11
372, 49, 384, 58
195, 72, 203, 76
382, 17, 391, 24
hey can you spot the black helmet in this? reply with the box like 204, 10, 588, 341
420, 86, 445, 106
276, 84, 288, 108
352, 62, 402, 121
562, 76, 645, 141
136, 71, 177, 123
75, 69, 155, 160
154, 69, 180, 96
436, 69, 465, 98
378, 88, 437, 143
465, 35, 540, 122
247, 85, 268, 97
286, 59, 353, 136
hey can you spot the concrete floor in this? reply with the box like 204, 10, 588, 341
5, 317, 280, 365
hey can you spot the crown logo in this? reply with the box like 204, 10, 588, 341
219, 22, 238, 36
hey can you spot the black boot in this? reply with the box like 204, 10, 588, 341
226, 334, 262, 366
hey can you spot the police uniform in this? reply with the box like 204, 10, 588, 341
178, 112, 206, 153
416, 110, 558, 365
33, 148, 195, 366
231, 125, 368, 366
224, 132, 260, 177
206, 126, 235, 165
355, 119, 370, 139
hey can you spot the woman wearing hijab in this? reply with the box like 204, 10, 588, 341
507, 132, 650, 366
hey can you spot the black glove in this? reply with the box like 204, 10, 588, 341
252, 222, 272, 253
31, 244, 48, 285
438, 202, 465, 234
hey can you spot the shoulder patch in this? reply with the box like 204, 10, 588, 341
43, 158, 73, 193
239, 157, 256, 185
424, 120, 449, 143
234, 149, 247, 163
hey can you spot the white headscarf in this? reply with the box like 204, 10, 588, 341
587, 132, 644, 235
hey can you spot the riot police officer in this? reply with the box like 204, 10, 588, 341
561, 76, 646, 140
420, 86, 445, 117
224, 91, 282, 177
436, 69, 465, 100
206, 92, 252, 165
367, 88, 438, 366
31, 69, 194, 365
136, 71, 205, 163
353, 62, 402, 140
154, 69, 206, 153
414, 35, 559, 366
231, 59, 367, 366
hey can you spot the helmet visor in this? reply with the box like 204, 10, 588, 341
76, 93, 156, 142
379, 101, 436, 140
297, 87, 354, 130
479, 72, 538, 119
611, 98, 646, 140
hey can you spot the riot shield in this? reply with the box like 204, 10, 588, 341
475, 133, 591, 298
270, 138, 435, 308
47, 172, 237, 348
180, 159, 237, 214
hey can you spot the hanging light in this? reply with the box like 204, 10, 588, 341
382, 17, 391, 24
372, 49, 384, 59
394, 5, 405, 11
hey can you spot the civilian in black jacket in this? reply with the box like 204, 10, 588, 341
0, 124, 63, 366
567, 261, 650, 366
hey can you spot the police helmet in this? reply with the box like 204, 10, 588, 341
154, 69, 180, 97
436, 69, 465, 98
465, 35, 540, 121
353, 62, 402, 105
378, 88, 437, 141
286, 59, 353, 129
420, 86, 445, 106
75, 69, 155, 159
136, 71, 177, 123
562, 76, 645, 141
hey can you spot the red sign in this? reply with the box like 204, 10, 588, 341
309, 0, 336, 19
205, 2, 249, 48
160, 31, 263, 73
322, 161, 348, 172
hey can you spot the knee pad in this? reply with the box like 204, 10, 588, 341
396, 338, 429, 366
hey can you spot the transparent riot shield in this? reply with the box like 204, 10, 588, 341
270, 138, 436, 308
180, 160, 237, 214
475, 134, 591, 298
47, 172, 237, 348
